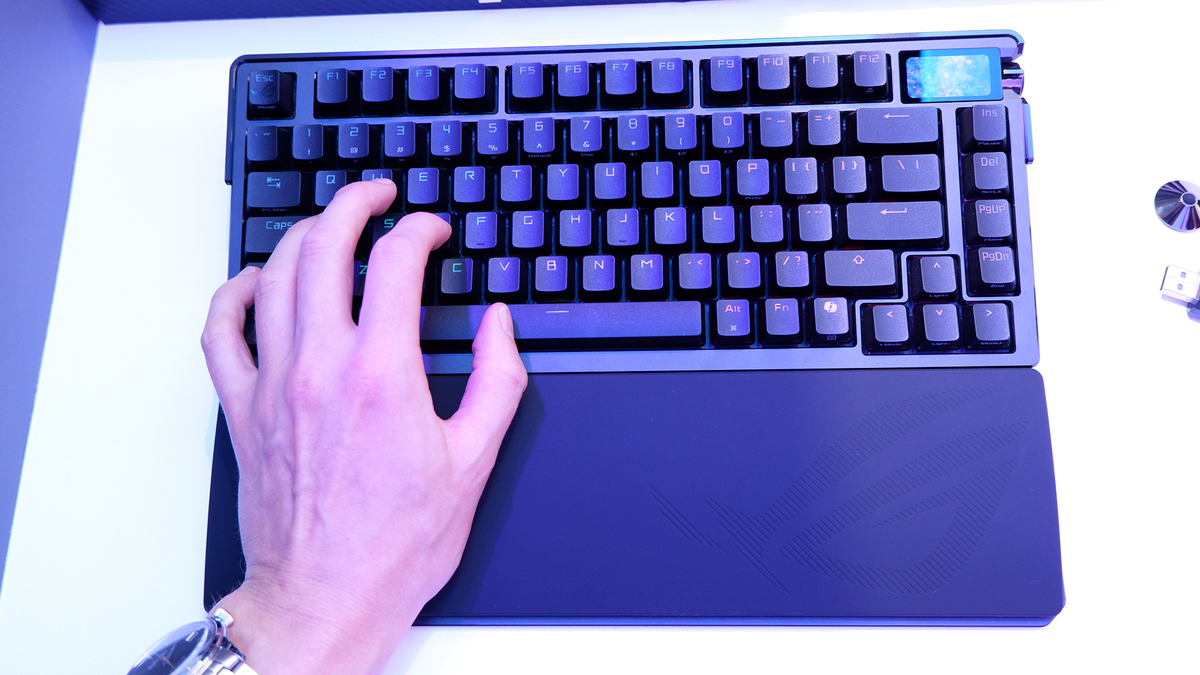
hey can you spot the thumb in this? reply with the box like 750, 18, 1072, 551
446, 303, 528, 463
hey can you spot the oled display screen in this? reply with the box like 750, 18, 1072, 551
901, 48, 1003, 102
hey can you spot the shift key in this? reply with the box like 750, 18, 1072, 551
823, 249, 898, 295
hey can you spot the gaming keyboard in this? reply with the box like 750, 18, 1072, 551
225, 30, 1036, 373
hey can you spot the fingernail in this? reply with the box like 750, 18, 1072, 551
497, 303, 514, 339
238, 265, 258, 276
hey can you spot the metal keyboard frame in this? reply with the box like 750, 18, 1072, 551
224, 30, 1038, 374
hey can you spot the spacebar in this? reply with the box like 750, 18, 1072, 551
421, 301, 704, 348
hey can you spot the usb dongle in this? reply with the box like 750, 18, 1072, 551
1161, 265, 1200, 305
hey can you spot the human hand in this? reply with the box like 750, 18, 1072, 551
199, 179, 527, 675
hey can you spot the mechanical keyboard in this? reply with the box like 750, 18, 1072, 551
225, 30, 1037, 374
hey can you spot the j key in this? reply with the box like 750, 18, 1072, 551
246, 126, 279, 164
523, 117, 556, 155
701, 206, 735, 246
431, 121, 463, 158
918, 304, 960, 350
653, 207, 686, 246
292, 124, 324, 162
487, 256, 522, 296
453, 63, 487, 100
807, 110, 841, 150
407, 167, 440, 206
688, 160, 723, 200
706, 56, 745, 105
964, 152, 1010, 198
803, 52, 839, 91
773, 251, 811, 292
594, 163, 627, 201
384, 121, 417, 160
570, 116, 603, 156
845, 201, 943, 242
499, 165, 533, 205
582, 254, 617, 296
630, 254, 666, 296
512, 211, 546, 249
476, 119, 510, 158
967, 199, 1013, 242
641, 162, 674, 201
649, 57, 687, 106
453, 166, 487, 206
245, 216, 301, 254
677, 252, 713, 295
422, 301, 703, 348
362, 67, 393, 103
246, 171, 301, 209
736, 159, 770, 200
534, 255, 570, 299
714, 299, 752, 344
749, 205, 783, 244
711, 112, 745, 152
866, 304, 910, 351
913, 255, 957, 298
559, 210, 592, 248
961, 104, 1008, 152
823, 250, 897, 295
664, 113, 698, 155
880, 154, 940, 194
967, 303, 1012, 350
831, 156, 867, 196
248, 69, 293, 119
796, 205, 832, 243
546, 164, 581, 203
810, 297, 852, 345
338, 123, 370, 160
725, 251, 762, 295
314, 170, 345, 207
510, 62, 547, 110
762, 298, 802, 343
855, 107, 939, 147
616, 115, 650, 153
464, 212, 498, 250
606, 208, 639, 246
557, 61, 593, 107
970, 246, 1017, 294
440, 258, 474, 296
783, 158, 819, 198
757, 112, 794, 153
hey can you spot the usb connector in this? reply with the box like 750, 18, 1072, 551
1161, 265, 1200, 305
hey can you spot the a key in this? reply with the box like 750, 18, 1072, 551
773, 251, 810, 292
783, 158, 819, 198
246, 126, 279, 164
361, 169, 392, 182
534, 255, 570, 298
248, 69, 293, 119
810, 297, 852, 345
664, 113, 698, 154
486, 256, 522, 297
970, 246, 1017, 294
677, 253, 713, 295
363, 67, 393, 103
546, 163, 581, 203
630, 254, 666, 296
823, 250, 897, 295
465, 212, 498, 250
570, 116, 603, 155
384, 121, 416, 160
453, 63, 487, 101
964, 152, 1010, 198
966, 303, 1012, 350
440, 258, 474, 296
807, 110, 841, 149
499, 165, 533, 205
603, 59, 639, 105
317, 68, 349, 104
406, 167, 440, 206
706, 56, 745, 105
880, 154, 940, 194
511, 62, 547, 109
803, 52, 839, 90
431, 121, 463, 159
757, 112, 794, 153
756, 54, 791, 92
688, 160, 723, 200
408, 65, 441, 101
245, 216, 301, 254
725, 251, 762, 295
918, 304, 960, 350
292, 124, 323, 162
246, 171, 301, 209
845, 201, 943, 243
369, 213, 401, 245
523, 117, 556, 156
915, 255, 957, 298
736, 159, 770, 200
967, 199, 1013, 242
855, 107, 939, 147
701, 206, 735, 246
796, 205, 832, 243
423, 301, 704, 348
847, 50, 888, 101
453, 166, 487, 206
649, 57, 687, 107
338, 123, 370, 161
617, 115, 650, 153
711, 111, 745, 152
961, 104, 1008, 152
582, 255, 617, 296
762, 298, 802, 343
831, 156, 867, 196
641, 161, 674, 201
557, 61, 593, 107
866, 304, 910, 351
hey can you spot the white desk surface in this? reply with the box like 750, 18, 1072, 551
2, 0, 1198, 671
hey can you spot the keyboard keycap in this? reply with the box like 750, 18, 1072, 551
706, 56, 745, 105
604, 59, 638, 95
678, 253, 713, 294
967, 302, 1012, 350
440, 258, 474, 296
476, 119, 510, 157
316, 68, 349, 104
534, 255, 570, 298
856, 107, 939, 146
832, 156, 867, 195
756, 54, 791, 92
524, 117, 556, 155
605, 208, 639, 246
688, 160, 722, 200
725, 251, 762, 295
487, 256, 522, 295
431, 121, 463, 158
453, 166, 487, 205
807, 110, 841, 149
245, 216, 301, 253
701, 205, 735, 246
796, 205, 832, 243
711, 112, 745, 151
547, 163, 581, 202
407, 167, 440, 205
762, 298, 802, 343
803, 52, 839, 90
559, 210, 592, 248
292, 124, 323, 162
617, 115, 650, 152
454, 63, 487, 100
918, 303, 960, 350
384, 121, 417, 159
246, 171, 301, 209
664, 114, 698, 153
641, 162, 674, 201
314, 170, 345, 207
783, 158, 819, 197
970, 246, 1017, 294
338, 123, 370, 159
582, 254, 616, 295
852, 51, 887, 87
511, 62, 545, 100
823, 250, 897, 295
630, 254, 665, 295
570, 116, 603, 155
961, 104, 1008, 152
758, 112, 794, 151
362, 67, 394, 102
500, 165, 533, 204
649, 57, 686, 107
512, 210, 545, 249
248, 69, 293, 119
845, 201, 943, 243
773, 251, 810, 292
967, 199, 1013, 242
246, 126, 278, 163
557, 61, 592, 101
248, 70, 281, 106
653, 207, 687, 245
465, 212, 498, 250
409, 65, 441, 101
736, 159, 770, 199
880, 154, 940, 194
811, 297, 852, 345
714, 299, 752, 343
749, 205, 783, 244
916, 255, 957, 298
594, 163, 627, 201
964, 152, 1010, 197
867, 304, 910, 351
422, 301, 703, 348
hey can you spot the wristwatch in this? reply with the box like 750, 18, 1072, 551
126, 608, 258, 675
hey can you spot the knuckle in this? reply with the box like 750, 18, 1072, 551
297, 227, 344, 264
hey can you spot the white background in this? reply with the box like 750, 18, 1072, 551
2, 0, 1198, 672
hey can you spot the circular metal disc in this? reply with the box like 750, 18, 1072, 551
1155, 181, 1200, 231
